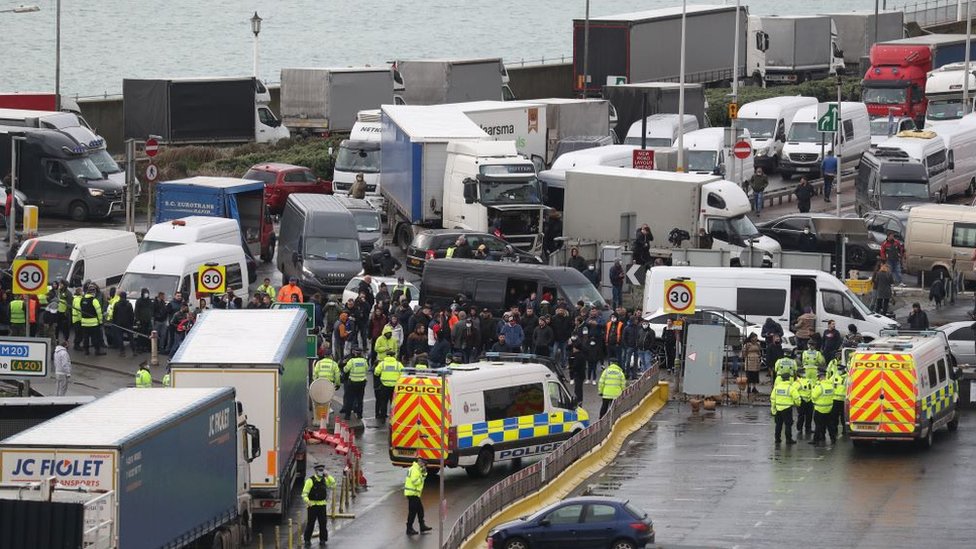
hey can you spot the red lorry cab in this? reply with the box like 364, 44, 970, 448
861, 44, 931, 123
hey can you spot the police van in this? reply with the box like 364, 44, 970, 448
389, 360, 588, 477
847, 331, 960, 448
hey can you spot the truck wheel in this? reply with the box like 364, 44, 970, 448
210, 530, 228, 549
465, 447, 494, 478
396, 225, 412, 252
68, 201, 89, 222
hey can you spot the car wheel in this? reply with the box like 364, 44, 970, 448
503, 537, 529, 549
948, 412, 959, 432
919, 422, 934, 449
611, 539, 637, 549
68, 201, 89, 222
465, 447, 494, 478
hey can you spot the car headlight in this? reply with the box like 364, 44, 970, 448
868, 242, 881, 250
756, 146, 769, 156
301, 266, 316, 278
88, 188, 104, 197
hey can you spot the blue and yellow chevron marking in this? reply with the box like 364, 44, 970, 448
921, 382, 956, 419
456, 411, 590, 449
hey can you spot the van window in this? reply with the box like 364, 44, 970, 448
473, 279, 505, 305
505, 278, 538, 310
937, 359, 947, 384
927, 364, 938, 389
69, 260, 85, 287
427, 273, 463, 299
843, 119, 854, 141
548, 381, 569, 409
181, 275, 191, 296
706, 193, 726, 209
822, 290, 864, 320
951, 223, 976, 248
483, 383, 545, 421
737, 288, 786, 316
926, 149, 948, 176
226, 263, 244, 289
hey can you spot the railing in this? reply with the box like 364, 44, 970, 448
900, 0, 961, 26
83, 490, 116, 549
443, 368, 662, 549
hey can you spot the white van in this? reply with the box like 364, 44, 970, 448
537, 144, 639, 209
624, 113, 699, 147
141, 216, 243, 254
735, 96, 817, 171
683, 127, 755, 182
16, 228, 138, 289
118, 243, 249, 303
780, 101, 871, 179
905, 204, 976, 281
643, 266, 899, 340
875, 130, 949, 202
933, 117, 976, 198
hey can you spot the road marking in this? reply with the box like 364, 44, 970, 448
754, 521, 763, 527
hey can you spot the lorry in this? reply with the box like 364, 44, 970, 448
169, 309, 308, 516
824, 11, 904, 71
394, 58, 513, 105
862, 35, 976, 125
923, 63, 976, 129
0, 396, 93, 440
333, 110, 385, 212
746, 15, 845, 85
381, 105, 550, 252
0, 92, 83, 115
562, 166, 780, 264
154, 176, 275, 261
438, 100, 548, 168
123, 76, 289, 144
280, 67, 394, 134
573, 5, 748, 94
601, 82, 706, 144
0, 387, 261, 549
526, 98, 612, 165
0, 126, 125, 221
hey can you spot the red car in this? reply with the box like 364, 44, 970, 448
244, 163, 332, 214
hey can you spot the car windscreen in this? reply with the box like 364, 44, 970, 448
561, 282, 607, 308
17, 241, 75, 281
117, 272, 180, 298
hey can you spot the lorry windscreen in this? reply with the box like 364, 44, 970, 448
305, 237, 360, 261
862, 87, 906, 105
926, 99, 963, 121
786, 122, 821, 143
729, 214, 761, 240
66, 157, 104, 181
736, 119, 776, 139
686, 151, 717, 172
478, 177, 542, 205
336, 144, 380, 173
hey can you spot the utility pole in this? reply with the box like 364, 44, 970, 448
964, 1, 972, 115
836, 77, 843, 217
731, 0, 741, 185
582, 0, 590, 97
677, 0, 688, 171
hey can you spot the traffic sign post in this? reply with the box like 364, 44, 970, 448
197, 265, 226, 294
817, 103, 839, 133
632, 149, 654, 170
663, 279, 696, 315
12, 260, 48, 295
733, 140, 752, 160
144, 137, 159, 158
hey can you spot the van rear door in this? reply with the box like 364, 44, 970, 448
848, 352, 918, 437
390, 375, 451, 466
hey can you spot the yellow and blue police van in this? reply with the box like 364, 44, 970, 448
389, 360, 589, 477
847, 331, 960, 448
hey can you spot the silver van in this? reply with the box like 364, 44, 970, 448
278, 194, 362, 295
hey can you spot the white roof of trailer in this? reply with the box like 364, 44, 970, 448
381, 105, 487, 141
169, 309, 305, 364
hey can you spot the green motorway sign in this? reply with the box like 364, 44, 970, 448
817, 103, 838, 133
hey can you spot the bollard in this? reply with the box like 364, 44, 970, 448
344, 468, 352, 510
330, 480, 338, 518
274, 525, 281, 549
287, 518, 294, 549
150, 330, 159, 369
258, 533, 264, 549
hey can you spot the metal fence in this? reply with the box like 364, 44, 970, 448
900, 0, 960, 26
443, 368, 662, 549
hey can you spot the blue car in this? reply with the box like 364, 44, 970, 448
487, 496, 655, 549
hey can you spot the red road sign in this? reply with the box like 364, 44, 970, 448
733, 140, 752, 160
632, 149, 655, 170
145, 138, 159, 158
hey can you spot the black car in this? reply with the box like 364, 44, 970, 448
863, 209, 909, 245
757, 213, 882, 269
405, 229, 542, 274
487, 496, 654, 549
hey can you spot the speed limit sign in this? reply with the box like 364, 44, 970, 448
197, 265, 226, 294
12, 260, 49, 295
663, 279, 696, 315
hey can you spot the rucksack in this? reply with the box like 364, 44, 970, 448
80, 297, 97, 318
308, 475, 329, 500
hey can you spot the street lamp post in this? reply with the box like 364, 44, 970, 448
5, 132, 25, 245
251, 11, 262, 79
55, 0, 61, 110
677, 0, 688, 171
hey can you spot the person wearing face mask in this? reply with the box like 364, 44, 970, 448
134, 288, 154, 354
799, 227, 818, 253
636, 320, 656, 374
451, 315, 481, 363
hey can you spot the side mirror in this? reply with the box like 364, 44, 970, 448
462, 178, 478, 204
949, 159, 955, 170
245, 424, 262, 462
538, 519, 551, 528
292, 251, 302, 264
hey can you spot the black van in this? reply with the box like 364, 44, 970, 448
278, 193, 362, 295
420, 259, 607, 315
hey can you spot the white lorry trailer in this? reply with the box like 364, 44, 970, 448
746, 15, 845, 85
280, 67, 394, 134
168, 308, 308, 517
394, 58, 514, 105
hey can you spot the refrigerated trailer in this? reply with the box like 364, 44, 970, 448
280, 67, 394, 133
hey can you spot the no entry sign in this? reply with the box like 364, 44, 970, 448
145, 138, 159, 158
733, 140, 752, 160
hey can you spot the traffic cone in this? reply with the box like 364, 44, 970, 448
325, 419, 342, 447
336, 422, 350, 455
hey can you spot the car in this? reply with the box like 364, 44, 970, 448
936, 321, 976, 366
863, 209, 909, 245
243, 162, 332, 214
341, 275, 419, 310
757, 213, 881, 270
404, 229, 543, 274
643, 307, 797, 351
487, 496, 654, 549
870, 115, 917, 147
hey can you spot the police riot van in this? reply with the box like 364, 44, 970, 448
389, 361, 588, 477
847, 331, 960, 449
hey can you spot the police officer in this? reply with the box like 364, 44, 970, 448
795, 371, 815, 437
342, 346, 369, 420
135, 364, 152, 388
374, 354, 404, 421
831, 361, 848, 436
800, 343, 825, 381
811, 371, 837, 445
162, 367, 171, 388
302, 462, 336, 548
404, 457, 432, 536
774, 351, 798, 379
598, 361, 626, 418
771, 372, 799, 444
313, 351, 341, 387
79, 285, 105, 356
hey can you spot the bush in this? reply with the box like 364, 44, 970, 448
707, 77, 863, 127
151, 136, 343, 181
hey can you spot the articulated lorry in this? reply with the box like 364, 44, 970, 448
123, 77, 289, 144
394, 58, 514, 105
169, 309, 309, 516
280, 67, 394, 134
562, 166, 780, 263
746, 15, 845, 85
0, 387, 260, 549
573, 5, 748, 94
824, 11, 904, 70
381, 105, 549, 252
923, 63, 976, 129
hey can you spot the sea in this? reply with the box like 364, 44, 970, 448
0, 0, 896, 98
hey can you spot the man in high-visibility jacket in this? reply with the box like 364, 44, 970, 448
79, 288, 105, 356
257, 277, 277, 301
342, 346, 369, 420
771, 373, 800, 444
71, 289, 84, 350
830, 363, 848, 436
56, 282, 71, 341
795, 375, 814, 437
800, 345, 825, 381
278, 277, 304, 303
598, 362, 626, 418
404, 457, 432, 536
9, 296, 27, 337
774, 354, 798, 378
374, 324, 399, 360
313, 354, 341, 387
162, 370, 171, 388
374, 355, 403, 421
135, 364, 152, 388
302, 462, 337, 547
811, 371, 838, 445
